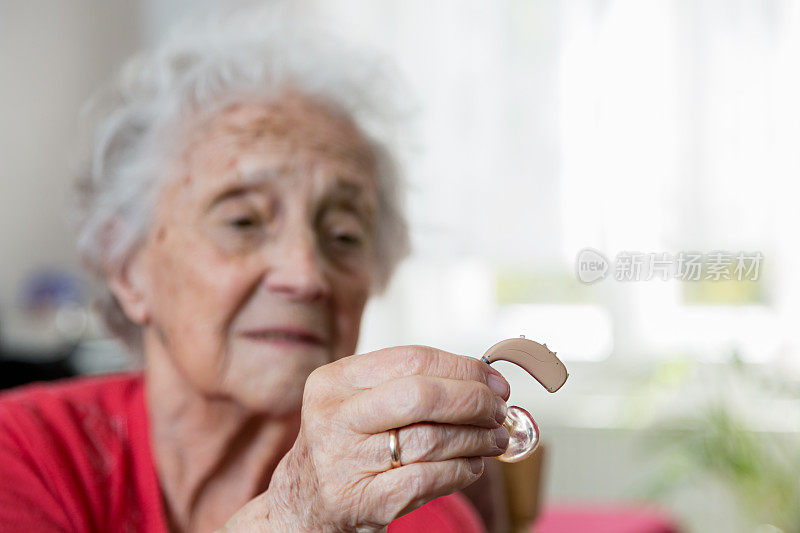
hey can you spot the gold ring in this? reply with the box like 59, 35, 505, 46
389, 428, 401, 468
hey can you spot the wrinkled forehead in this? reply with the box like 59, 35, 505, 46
157, 91, 380, 220
178, 91, 378, 181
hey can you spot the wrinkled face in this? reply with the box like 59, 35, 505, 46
134, 92, 378, 413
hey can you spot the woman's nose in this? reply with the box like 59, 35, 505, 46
263, 226, 330, 301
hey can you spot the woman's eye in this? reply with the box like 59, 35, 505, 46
333, 233, 362, 246
227, 216, 259, 230
317, 209, 369, 255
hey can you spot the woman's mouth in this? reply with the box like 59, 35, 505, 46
241, 328, 325, 347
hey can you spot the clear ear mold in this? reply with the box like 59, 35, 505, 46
498, 405, 539, 462
481, 336, 568, 463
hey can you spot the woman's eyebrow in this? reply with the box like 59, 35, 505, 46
205, 168, 282, 210
326, 178, 374, 204
206, 187, 258, 212
321, 181, 377, 225
330, 180, 364, 196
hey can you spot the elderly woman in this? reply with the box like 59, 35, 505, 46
0, 10, 511, 533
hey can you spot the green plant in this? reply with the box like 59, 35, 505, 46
637, 357, 800, 532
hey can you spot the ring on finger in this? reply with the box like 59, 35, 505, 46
389, 428, 402, 468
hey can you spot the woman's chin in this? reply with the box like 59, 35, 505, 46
223, 352, 328, 413
231, 379, 306, 414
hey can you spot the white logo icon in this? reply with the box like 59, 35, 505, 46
576, 248, 609, 284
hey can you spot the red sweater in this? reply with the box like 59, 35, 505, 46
0, 373, 485, 532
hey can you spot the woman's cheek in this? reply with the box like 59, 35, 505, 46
150, 234, 249, 350
189, 257, 261, 331
332, 276, 371, 358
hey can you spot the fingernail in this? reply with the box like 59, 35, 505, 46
492, 427, 509, 451
487, 374, 510, 398
494, 396, 508, 424
469, 457, 484, 475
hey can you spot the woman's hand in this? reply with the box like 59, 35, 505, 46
221, 345, 511, 532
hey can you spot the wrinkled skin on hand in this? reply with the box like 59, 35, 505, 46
220, 345, 511, 532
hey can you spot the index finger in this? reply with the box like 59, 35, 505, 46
337, 345, 511, 400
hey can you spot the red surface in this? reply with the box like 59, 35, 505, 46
0, 373, 485, 532
532, 503, 681, 533
389, 488, 486, 533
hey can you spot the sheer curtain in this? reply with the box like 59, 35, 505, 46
139, 0, 800, 367
328, 0, 800, 369
557, 0, 800, 364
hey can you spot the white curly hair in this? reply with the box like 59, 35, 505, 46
74, 2, 412, 353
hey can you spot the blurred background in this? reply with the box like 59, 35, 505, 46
2, 1, 800, 531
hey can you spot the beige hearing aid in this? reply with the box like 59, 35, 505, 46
481, 336, 568, 393
481, 336, 568, 462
